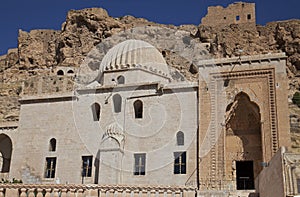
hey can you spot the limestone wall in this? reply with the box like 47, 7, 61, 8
256, 147, 285, 197
10, 80, 198, 186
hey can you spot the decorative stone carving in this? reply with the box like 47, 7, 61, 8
102, 122, 124, 146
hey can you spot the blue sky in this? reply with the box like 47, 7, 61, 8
0, 0, 299, 55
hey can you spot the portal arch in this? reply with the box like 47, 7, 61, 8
225, 92, 262, 189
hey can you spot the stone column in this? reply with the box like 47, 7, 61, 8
44, 188, 52, 197
77, 188, 84, 197
36, 188, 44, 197
120, 190, 126, 197
173, 191, 181, 197
141, 190, 148, 197
61, 188, 68, 197
19, 188, 27, 197
183, 190, 195, 197
69, 188, 76, 197
28, 188, 36, 197
0, 188, 5, 197
53, 188, 60, 197
107, 190, 113, 197
124, 190, 131, 197
89, 188, 99, 197
99, 189, 104, 197
114, 190, 120, 197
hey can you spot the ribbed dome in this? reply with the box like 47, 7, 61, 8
100, 39, 169, 76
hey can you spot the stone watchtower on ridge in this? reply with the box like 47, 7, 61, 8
201, 2, 256, 29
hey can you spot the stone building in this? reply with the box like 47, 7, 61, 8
0, 14, 298, 197
2, 39, 199, 187
201, 2, 256, 30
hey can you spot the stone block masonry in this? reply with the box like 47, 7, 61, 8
201, 2, 256, 30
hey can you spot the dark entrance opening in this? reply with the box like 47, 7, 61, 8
236, 161, 254, 190
0, 134, 12, 173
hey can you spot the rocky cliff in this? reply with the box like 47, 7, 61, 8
0, 8, 299, 150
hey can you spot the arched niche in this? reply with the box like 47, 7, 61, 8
133, 100, 143, 119
225, 92, 262, 190
91, 103, 101, 121
176, 131, 184, 146
113, 94, 122, 113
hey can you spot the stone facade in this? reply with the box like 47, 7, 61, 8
198, 53, 290, 190
256, 147, 300, 197
0, 37, 294, 197
4, 40, 199, 187
201, 2, 256, 30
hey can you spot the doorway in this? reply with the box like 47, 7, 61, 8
236, 161, 254, 190
225, 92, 263, 183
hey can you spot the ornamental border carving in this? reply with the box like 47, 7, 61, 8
207, 68, 278, 186
212, 68, 278, 153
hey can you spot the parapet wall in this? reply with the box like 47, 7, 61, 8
201, 2, 256, 29
0, 184, 195, 197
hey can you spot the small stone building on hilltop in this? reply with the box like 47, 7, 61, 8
201, 2, 256, 30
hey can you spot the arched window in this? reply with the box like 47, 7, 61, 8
91, 103, 101, 121
49, 138, 56, 152
57, 70, 64, 75
113, 94, 122, 113
134, 100, 143, 119
176, 131, 184, 146
117, 75, 125, 84
67, 70, 74, 74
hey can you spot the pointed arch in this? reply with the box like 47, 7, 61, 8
134, 100, 143, 119
113, 94, 122, 113
91, 103, 101, 121
176, 131, 184, 146
225, 91, 262, 189
226, 92, 260, 120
